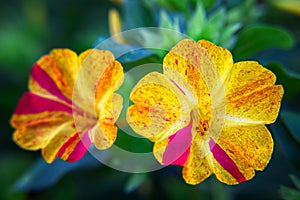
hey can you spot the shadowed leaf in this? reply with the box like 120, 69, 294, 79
233, 25, 295, 60
12, 151, 102, 191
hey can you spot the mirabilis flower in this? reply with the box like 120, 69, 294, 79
127, 39, 284, 185
11, 49, 124, 163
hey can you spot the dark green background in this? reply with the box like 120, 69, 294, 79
1, 0, 300, 199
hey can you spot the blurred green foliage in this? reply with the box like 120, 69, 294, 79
233, 25, 295, 60
280, 175, 300, 200
1, 0, 300, 199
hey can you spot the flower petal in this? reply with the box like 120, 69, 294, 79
73, 49, 121, 117
29, 63, 72, 106
89, 55, 124, 150
197, 40, 233, 84
163, 39, 224, 120
153, 119, 193, 166
41, 122, 77, 163
13, 92, 72, 116
57, 132, 91, 162
127, 72, 191, 142
95, 59, 124, 107
42, 126, 91, 163
209, 138, 247, 184
209, 125, 273, 184
182, 137, 212, 185
92, 123, 117, 150
29, 49, 80, 102
11, 93, 73, 150
12, 48, 126, 163
92, 93, 123, 149
13, 118, 73, 151
225, 61, 284, 125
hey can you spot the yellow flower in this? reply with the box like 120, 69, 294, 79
11, 49, 124, 163
127, 39, 283, 185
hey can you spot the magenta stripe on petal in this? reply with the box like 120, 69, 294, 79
162, 120, 192, 166
31, 63, 72, 105
57, 132, 91, 162
209, 138, 246, 183
14, 92, 72, 114
170, 79, 186, 95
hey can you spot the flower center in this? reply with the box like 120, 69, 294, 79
191, 109, 209, 138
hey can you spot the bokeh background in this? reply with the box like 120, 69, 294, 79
1, 0, 300, 199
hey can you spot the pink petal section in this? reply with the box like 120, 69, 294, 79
31, 63, 72, 105
14, 92, 72, 114
162, 120, 193, 166
57, 132, 91, 162
209, 138, 246, 183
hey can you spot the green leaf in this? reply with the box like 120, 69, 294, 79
187, 2, 206, 40
155, 0, 175, 10
265, 63, 300, 100
114, 130, 153, 153
13, 153, 101, 191
281, 111, 300, 144
169, 0, 190, 14
124, 173, 148, 193
159, 11, 177, 30
290, 175, 300, 190
280, 186, 300, 200
141, 14, 186, 51
280, 175, 300, 200
208, 7, 226, 31
187, 3, 241, 47
200, 0, 217, 10
227, 0, 259, 25
155, 0, 189, 14
199, 23, 219, 43
271, 115, 300, 172
203, 7, 226, 43
233, 24, 295, 60
218, 22, 241, 49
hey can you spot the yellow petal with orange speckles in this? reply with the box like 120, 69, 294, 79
41, 121, 76, 163
30, 49, 79, 101
182, 135, 212, 185
88, 54, 124, 149
182, 125, 273, 185
11, 48, 124, 163
127, 39, 284, 186
13, 119, 73, 151
210, 125, 273, 185
197, 40, 233, 84
92, 93, 123, 149
224, 61, 284, 126
11, 92, 73, 150
163, 39, 218, 119
72, 49, 118, 114
127, 72, 191, 142
95, 58, 124, 106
